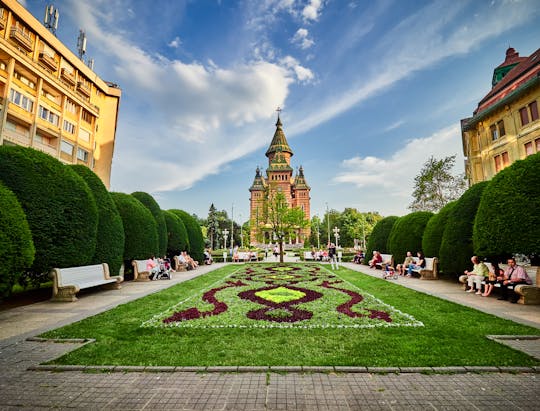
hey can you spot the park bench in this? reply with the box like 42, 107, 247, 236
132, 259, 152, 281
234, 252, 258, 262
376, 254, 393, 269
172, 256, 188, 272
410, 257, 439, 280
304, 251, 314, 260
50, 263, 123, 302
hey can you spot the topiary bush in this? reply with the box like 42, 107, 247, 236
163, 210, 189, 257
111, 192, 159, 263
388, 211, 433, 266
131, 192, 167, 257
422, 201, 457, 258
0, 146, 97, 284
439, 181, 488, 277
70, 165, 125, 276
365, 216, 399, 262
169, 209, 204, 262
473, 153, 540, 261
0, 182, 35, 298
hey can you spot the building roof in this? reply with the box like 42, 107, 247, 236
293, 166, 310, 190
249, 166, 266, 191
475, 47, 540, 116
265, 115, 293, 158
266, 151, 293, 172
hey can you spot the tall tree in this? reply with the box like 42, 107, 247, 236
266, 191, 309, 263
409, 155, 466, 212
206, 203, 219, 250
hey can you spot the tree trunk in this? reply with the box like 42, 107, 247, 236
279, 240, 284, 264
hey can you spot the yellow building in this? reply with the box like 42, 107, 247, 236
461, 47, 540, 185
249, 114, 311, 246
0, 0, 121, 188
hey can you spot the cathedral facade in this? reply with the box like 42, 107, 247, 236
249, 114, 311, 245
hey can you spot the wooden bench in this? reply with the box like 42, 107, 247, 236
173, 256, 188, 272
132, 259, 152, 281
376, 254, 393, 269
410, 257, 439, 280
50, 263, 122, 302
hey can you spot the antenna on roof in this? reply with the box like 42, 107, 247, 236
77, 29, 87, 61
44, 4, 59, 36
87, 58, 94, 70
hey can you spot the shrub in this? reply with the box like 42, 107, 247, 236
0, 183, 35, 298
422, 201, 457, 258
474, 153, 540, 260
163, 210, 189, 257
439, 181, 488, 277
70, 165, 125, 276
111, 192, 158, 261
0, 146, 97, 283
388, 211, 433, 265
366, 216, 399, 261
169, 209, 204, 262
131, 192, 167, 256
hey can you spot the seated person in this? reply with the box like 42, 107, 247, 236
353, 250, 365, 264
406, 251, 426, 277
398, 251, 414, 275
182, 251, 198, 270
463, 255, 489, 293
368, 251, 382, 268
383, 262, 396, 279
146, 255, 160, 280
203, 249, 213, 265
482, 261, 503, 297
497, 257, 532, 302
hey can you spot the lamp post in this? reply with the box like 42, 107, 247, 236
222, 229, 229, 250
332, 226, 340, 248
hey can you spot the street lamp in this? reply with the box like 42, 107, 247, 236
333, 226, 340, 248
222, 229, 229, 250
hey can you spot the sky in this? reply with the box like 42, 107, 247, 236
22, 0, 540, 223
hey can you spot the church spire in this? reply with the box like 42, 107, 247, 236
265, 107, 293, 158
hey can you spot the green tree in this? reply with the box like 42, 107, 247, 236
421, 201, 456, 258
409, 155, 466, 212
70, 165, 125, 276
131, 192, 166, 256
0, 146, 97, 284
388, 211, 433, 265
162, 210, 189, 257
169, 209, 204, 262
309, 215, 323, 249
473, 153, 540, 261
366, 216, 399, 261
206, 203, 219, 249
266, 190, 309, 263
439, 181, 488, 277
0, 183, 35, 298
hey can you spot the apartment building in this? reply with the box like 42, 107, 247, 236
0, 0, 121, 188
461, 47, 540, 185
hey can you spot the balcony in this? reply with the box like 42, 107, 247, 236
3, 128, 31, 147
39, 52, 57, 71
0, 14, 6, 31
10, 27, 33, 52
60, 68, 76, 86
77, 81, 91, 97
33, 140, 58, 156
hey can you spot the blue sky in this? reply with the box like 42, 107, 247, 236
22, 0, 540, 223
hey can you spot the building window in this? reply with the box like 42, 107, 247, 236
77, 148, 88, 162
490, 124, 498, 140
536, 138, 540, 152
65, 99, 77, 114
525, 142, 534, 156
9, 88, 34, 112
502, 151, 509, 166
494, 152, 509, 173
497, 120, 506, 137
60, 140, 74, 155
530, 101, 539, 122
63, 120, 76, 134
38, 105, 59, 126
81, 109, 94, 124
519, 106, 529, 126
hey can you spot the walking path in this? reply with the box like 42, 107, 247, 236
0, 261, 539, 410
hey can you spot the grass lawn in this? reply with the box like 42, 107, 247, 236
40, 263, 540, 367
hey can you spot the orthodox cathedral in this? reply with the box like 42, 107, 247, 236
249, 113, 311, 245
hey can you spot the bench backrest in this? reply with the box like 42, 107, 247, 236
380, 254, 393, 264
133, 260, 148, 273
56, 264, 107, 287
412, 257, 436, 270
304, 252, 313, 258
237, 252, 250, 260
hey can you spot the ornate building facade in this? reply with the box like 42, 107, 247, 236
461, 47, 540, 185
249, 114, 311, 245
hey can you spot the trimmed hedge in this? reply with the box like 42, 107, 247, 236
111, 192, 159, 261
473, 153, 540, 260
70, 165, 125, 276
366, 216, 399, 261
163, 210, 189, 257
388, 211, 433, 265
439, 181, 488, 277
169, 209, 204, 262
0, 146, 97, 282
0, 182, 35, 298
422, 201, 457, 258
131, 192, 167, 257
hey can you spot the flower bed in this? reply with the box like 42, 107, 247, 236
142, 264, 423, 329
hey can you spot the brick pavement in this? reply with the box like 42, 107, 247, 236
1, 262, 540, 410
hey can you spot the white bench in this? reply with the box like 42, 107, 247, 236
410, 257, 438, 280
304, 251, 314, 260
234, 252, 258, 262
132, 259, 152, 281
375, 254, 393, 269
172, 256, 188, 272
50, 263, 122, 302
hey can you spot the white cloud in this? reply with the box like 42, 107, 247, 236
168, 36, 182, 48
302, 0, 323, 22
333, 124, 464, 214
280, 55, 314, 82
292, 28, 315, 49
382, 120, 405, 133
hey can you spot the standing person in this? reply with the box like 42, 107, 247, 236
273, 244, 279, 261
328, 242, 338, 270
406, 251, 426, 277
497, 257, 532, 302
463, 256, 489, 294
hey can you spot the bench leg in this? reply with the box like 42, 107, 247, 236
134, 271, 151, 282
51, 286, 78, 302
103, 282, 122, 291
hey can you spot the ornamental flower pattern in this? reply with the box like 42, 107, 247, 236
142, 264, 423, 329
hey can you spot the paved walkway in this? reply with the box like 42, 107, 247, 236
0, 261, 539, 410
